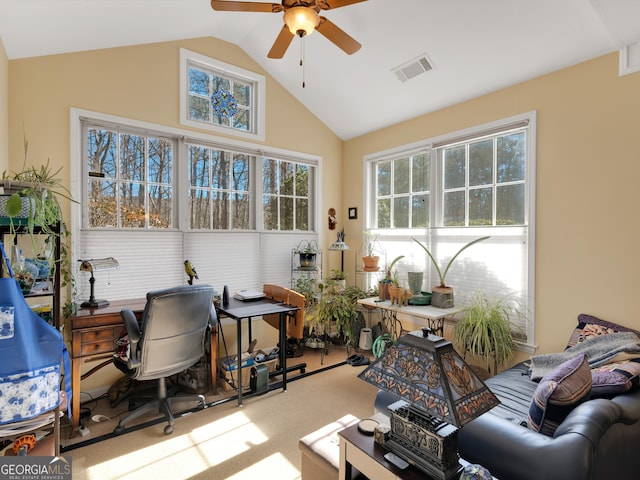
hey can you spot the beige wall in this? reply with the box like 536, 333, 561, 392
0, 37, 7, 172
343, 52, 640, 355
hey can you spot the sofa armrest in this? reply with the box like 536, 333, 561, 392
459, 413, 595, 480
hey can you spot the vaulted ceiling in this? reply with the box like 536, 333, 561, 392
0, 0, 638, 140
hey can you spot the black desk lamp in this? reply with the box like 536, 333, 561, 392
79, 257, 119, 309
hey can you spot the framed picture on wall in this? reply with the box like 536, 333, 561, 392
348, 207, 357, 220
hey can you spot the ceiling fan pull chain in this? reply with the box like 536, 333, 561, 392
300, 37, 306, 88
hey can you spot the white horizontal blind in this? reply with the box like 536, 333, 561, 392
76, 230, 184, 302
75, 230, 318, 303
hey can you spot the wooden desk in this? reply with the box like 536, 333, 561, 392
69, 299, 218, 436
358, 297, 460, 339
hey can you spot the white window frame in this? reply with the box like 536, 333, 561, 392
364, 111, 536, 351
179, 48, 266, 141
70, 108, 320, 303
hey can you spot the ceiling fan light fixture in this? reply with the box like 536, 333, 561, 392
284, 6, 320, 37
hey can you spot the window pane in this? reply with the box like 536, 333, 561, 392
263, 195, 278, 230
87, 129, 117, 178
233, 82, 250, 107
377, 162, 391, 196
148, 138, 172, 185
412, 153, 429, 192
232, 154, 249, 191
212, 191, 229, 229
232, 192, 249, 229
233, 108, 249, 131
280, 161, 294, 196
190, 189, 210, 229
296, 198, 309, 230
412, 194, 429, 227
189, 96, 210, 123
394, 158, 410, 195
496, 184, 525, 225
88, 179, 116, 227
263, 158, 278, 194
280, 196, 294, 230
444, 145, 465, 189
469, 139, 493, 186
393, 196, 409, 228
189, 67, 210, 96
120, 134, 145, 182
377, 198, 391, 228
189, 146, 210, 188
469, 188, 492, 225
212, 151, 230, 190
148, 185, 172, 228
443, 190, 465, 226
296, 164, 309, 196
120, 182, 145, 228
497, 132, 525, 183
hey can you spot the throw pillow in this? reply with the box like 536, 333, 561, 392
565, 314, 640, 349
528, 354, 591, 436
591, 358, 640, 397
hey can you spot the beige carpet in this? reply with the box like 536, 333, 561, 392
66, 360, 378, 480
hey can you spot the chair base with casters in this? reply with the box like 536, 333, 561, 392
113, 376, 206, 435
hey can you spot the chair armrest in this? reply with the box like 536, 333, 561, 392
121, 309, 141, 368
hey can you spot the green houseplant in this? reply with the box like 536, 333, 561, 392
378, 255, 404, 300
412, 236, 489, 307
361, 231, 381, 271
1, 136, 76, 313
453, 289, 525, 373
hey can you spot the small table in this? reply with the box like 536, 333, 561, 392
358, 297, 460, 339
339, 423, 497, 480
216, 297, 299, 406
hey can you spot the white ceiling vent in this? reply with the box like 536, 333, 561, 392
392, 54, 434, 83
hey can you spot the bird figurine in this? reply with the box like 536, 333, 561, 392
184, 260, 198, 285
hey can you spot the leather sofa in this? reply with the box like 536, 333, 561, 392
375, 360, 640, 480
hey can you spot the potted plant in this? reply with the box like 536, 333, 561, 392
453, 289, 525, 373
361, 231, 381, 271
329, 268, 346, 290
412, 236, 489, 307
314, 278, 362, 349
295, 239, 320, 269
378, 255, 404, 301
1, 135, 76, 315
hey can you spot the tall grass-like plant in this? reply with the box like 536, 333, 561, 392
453, 289, 525, 372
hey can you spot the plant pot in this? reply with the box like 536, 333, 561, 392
362, 255, 380, 271
431, 286, 454, 308
378, 281, 390, 301
299, 252, 317, 269
407, 271, 424, 295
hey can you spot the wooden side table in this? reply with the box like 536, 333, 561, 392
338, 423, 497, 480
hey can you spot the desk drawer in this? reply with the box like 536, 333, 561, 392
80, 339, 117, 356
80, 328, 119, 343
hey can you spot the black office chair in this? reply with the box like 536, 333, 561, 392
113, 284, 216, 435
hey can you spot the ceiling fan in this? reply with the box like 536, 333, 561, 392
210, 0, 367, 59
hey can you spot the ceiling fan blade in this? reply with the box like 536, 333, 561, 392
317, 0, 367, 10
267, 25, 295, 59
211, 1, 283, 13
315, 17, 361, 55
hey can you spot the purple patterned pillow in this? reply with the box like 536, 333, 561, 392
528, 354, 591, 436
565, 314, 640, 349
591, 358, 640, 397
